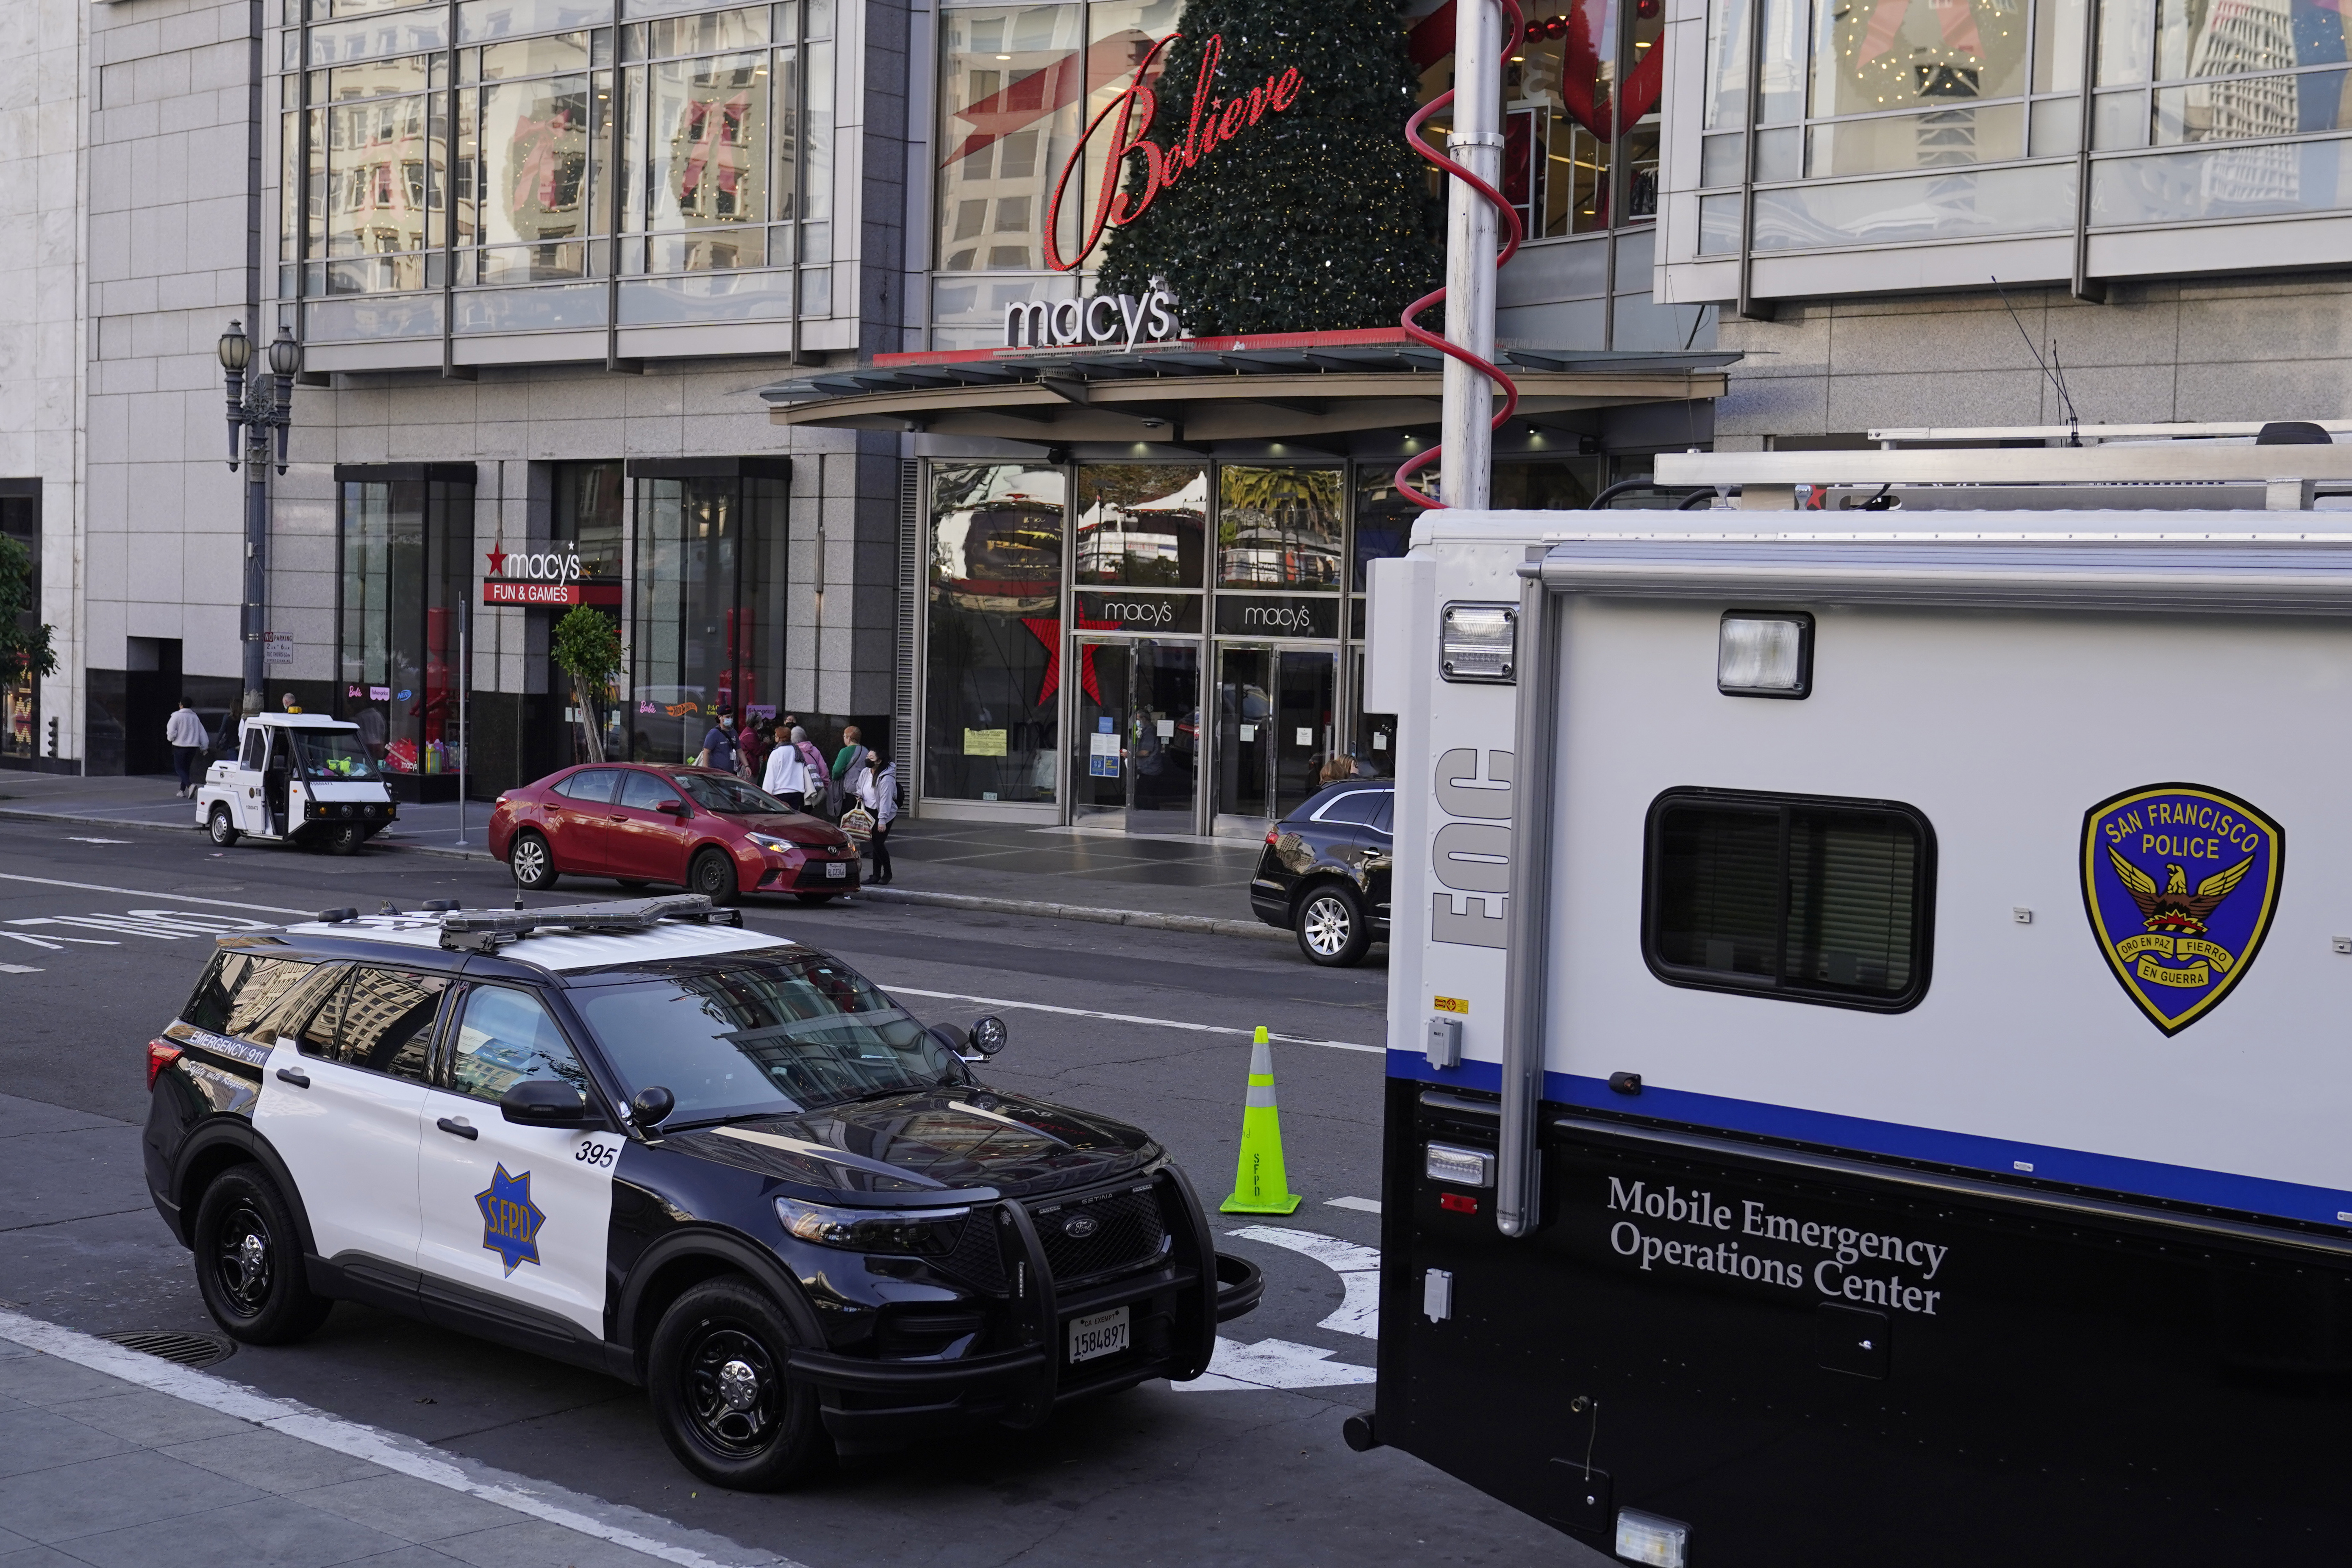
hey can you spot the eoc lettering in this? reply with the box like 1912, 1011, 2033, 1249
1603, 1177, 1950, 1315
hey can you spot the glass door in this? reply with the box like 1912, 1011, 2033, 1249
1273, 649, 1336, 821
1214, 646, 1274, 834
1072, 638, 1202, 833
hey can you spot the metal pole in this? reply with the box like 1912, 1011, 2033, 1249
243, 456, 268, 714
1440, 0, 1503, 511
455, 597, 469, 846
1496, 560, 1558, 1238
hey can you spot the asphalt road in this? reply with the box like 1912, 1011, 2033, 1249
0, 819, 1600, 1568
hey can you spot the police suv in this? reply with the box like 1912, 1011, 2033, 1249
142, 895, 1262, 1488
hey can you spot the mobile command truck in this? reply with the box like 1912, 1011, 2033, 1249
1353, 432, 2352, 1566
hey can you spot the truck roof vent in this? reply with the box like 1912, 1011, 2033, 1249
2255, 421, 2333, 445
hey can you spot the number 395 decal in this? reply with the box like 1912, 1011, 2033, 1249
574, 1141, 617, 1168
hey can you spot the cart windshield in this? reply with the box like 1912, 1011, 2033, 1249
576, 955, 969, 1124
292, 728, 381, 781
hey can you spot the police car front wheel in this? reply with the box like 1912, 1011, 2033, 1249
191, 1166, 333, 1345
649, 1277, 828, 1490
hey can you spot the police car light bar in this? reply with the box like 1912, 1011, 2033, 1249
437, 894, 739, 952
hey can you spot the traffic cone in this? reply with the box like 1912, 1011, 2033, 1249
1220, 1026, 1302, 1215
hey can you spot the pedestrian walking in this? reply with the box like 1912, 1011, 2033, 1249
792, 726, 830, 815
763, 723, 811, 808
736, 719, 768, 783
860, 750, 898, 884
828, 724, 870, 817
695, 708, 738, 772
165, 699, 209, 798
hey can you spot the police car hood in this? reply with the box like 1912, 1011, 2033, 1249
669, 1087, 1159, 1199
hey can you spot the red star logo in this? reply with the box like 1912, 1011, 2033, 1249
1023, 616, 1119, 705
485, 545, 509, 575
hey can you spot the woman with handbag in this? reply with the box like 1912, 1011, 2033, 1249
858, 750, 898, 884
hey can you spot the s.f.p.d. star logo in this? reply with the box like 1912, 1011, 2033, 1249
2081, 784, 2283, 1035
477, 1165, 544, 1275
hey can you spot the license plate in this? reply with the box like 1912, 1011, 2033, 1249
825, 861, 847, 879
1068, 1305, 1129, 1364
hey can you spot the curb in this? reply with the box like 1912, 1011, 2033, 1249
850, 884, 1291, 942
0, 805, 1291, 943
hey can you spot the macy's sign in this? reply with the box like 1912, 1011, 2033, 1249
1005, 289, 1180, 349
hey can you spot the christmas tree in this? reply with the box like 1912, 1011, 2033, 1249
1094, 0, 1440, 337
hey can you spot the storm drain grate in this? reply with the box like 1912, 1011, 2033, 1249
100, 1331, 235, 1368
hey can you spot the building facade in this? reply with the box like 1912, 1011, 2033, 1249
1655, 0, 2352, 441
10, 0, 1734, 843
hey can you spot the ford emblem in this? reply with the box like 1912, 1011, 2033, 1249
1063, 1213, 1100, 1240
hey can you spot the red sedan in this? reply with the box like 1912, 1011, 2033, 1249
488, 764, 862, 905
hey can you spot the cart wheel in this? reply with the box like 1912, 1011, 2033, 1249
208, 805, 240, 847
510, 830, 559, 890
323, 822, 364, 856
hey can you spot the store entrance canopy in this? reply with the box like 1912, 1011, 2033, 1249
758, 329, 1736, 444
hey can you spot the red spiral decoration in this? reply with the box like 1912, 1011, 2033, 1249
1397, 0, 1526, 511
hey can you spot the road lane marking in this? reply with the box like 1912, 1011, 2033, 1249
0, 872, 311, 916
1325, 1196, 1382, 1213
1227, 1225, 1380, 1339
0, 1308, 797, 1568
881, 984, 1384, 1055
1174, 1226, 1382, 1393
66, 836, 134, 845
0, 963, 41, 974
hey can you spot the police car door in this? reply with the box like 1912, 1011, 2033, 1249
253, 964, 433, 1273
414, 984, 624, 1340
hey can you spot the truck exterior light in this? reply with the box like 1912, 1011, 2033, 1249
1717, 611, 1813, 698
1440, 602, 1517, 683
1614, 1509, 1691, 1568
1425, 1143, 1495, 1187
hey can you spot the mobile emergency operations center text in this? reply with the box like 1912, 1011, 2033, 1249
1356, 433, 2352, 1565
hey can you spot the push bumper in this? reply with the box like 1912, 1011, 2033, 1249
797, 1168, 1262, 1451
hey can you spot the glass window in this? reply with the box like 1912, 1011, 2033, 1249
644, 50, 770, 268
1644, 790, 1934, 1011
2155, 0, 2349, 81
338, 476, 472, 778
558, 766, 623, 800
1218, 467, 1341, 590
1494, 458, 1603, 508
183, 951, 315, 1041
628, 475, 786, 763
2155, 74, 2352, 144
323, 83, 442, 293
339, 968, 447, 1078
0, 491, 38, 763
1314, 788, 1385, 827
472, 72, 594, 281
618, 768, 678, 808
926, 461, 1065, 803
675, 772, 791, 813
1352, 466, 1422, 592
447, 986, 591, 1103
935, 4, 1084, 270
1075, 466, 1206, 587
1752, 161, 2076, 248
574, 955, 969, 1124
1808, 104, 2024, 175
1812, 0, 2027, 119
292, 727, 384, 780
2092, 136, 2352, 221
287, 966, 354, 1058
2035, 0, 2088, 92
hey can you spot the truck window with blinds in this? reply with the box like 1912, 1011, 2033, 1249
1642, 788, 1935, 1012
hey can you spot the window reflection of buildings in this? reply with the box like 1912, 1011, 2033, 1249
936, 6, 1082, 272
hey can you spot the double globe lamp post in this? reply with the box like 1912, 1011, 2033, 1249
217, 320, 303, 716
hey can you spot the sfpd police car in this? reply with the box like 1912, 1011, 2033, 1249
142, 894, 1262, 1488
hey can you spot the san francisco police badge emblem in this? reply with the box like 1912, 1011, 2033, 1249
2081, 783, 2283, 1036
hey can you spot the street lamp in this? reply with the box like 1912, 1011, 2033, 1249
219, 321, 300, 716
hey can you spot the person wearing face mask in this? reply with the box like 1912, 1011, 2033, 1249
763, 723, 812, 808
695, 708, 738, 772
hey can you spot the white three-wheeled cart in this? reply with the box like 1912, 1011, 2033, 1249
194, 712, 397, 855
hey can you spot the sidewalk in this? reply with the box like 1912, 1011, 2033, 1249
0, 1310, 788, 1568
0, 772, 1289, 941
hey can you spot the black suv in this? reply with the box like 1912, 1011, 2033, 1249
1249, 780, 1394, 966
142, 895, 1261, 1490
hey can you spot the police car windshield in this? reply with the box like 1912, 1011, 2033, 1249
291, 728, 380, 780
675, 773, 791, 815
576, 954, 966, 1123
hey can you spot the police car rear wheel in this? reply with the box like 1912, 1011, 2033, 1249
650, 1278, 825, 1489
208, 805, 239, 847
1296, 883, 1371, 967
192, 1167, 332, 1345
511, 831, 558, 890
